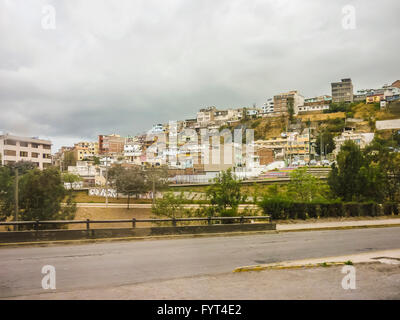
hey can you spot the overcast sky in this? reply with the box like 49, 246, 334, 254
1, 0, 399, 151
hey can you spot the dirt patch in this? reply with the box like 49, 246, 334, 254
68, 207, 153, 229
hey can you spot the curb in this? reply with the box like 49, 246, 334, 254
234, 261, 348, 273
277, 223, 400, 233
0, 230, 278, 248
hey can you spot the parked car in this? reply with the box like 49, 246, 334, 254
298, 160, 306, 166
309, 160, 317, 166
321, 160, 331, 167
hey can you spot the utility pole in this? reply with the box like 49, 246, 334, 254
105, 154, 109, 208
14, 168, 19, 231
152, 177, 155, 206
320, 133, 324, 161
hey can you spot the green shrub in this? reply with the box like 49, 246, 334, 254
360, 202, 377, 217
383, 202, 399, 216
259, 197, 292, 220
344, 203, 360, 217
292, 202, 307, 220
318, 203, 331, 218
259, 197, 385, 220
306, 203, 318, 218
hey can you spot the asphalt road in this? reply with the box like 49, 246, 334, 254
1, 227, 400, 298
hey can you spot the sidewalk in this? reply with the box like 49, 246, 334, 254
277, 218, 400, 232
7, 249, 400, 300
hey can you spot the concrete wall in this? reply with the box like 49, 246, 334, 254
0, 223, 276, 243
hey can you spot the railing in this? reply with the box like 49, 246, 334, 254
0, 216, 272, 231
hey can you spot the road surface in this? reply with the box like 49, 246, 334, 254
0, 227, 399, 298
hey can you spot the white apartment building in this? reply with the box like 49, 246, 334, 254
246, 108, 261, 117
124, 142, 142, 164
262, 98, 274, 114
0, 134, 52, 169
298, 105, 330, 113
333, 130, 375, 155
148, 124, 165, 134
214, 109, 243, 124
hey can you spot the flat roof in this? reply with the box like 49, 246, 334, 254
0, 134, 52, 145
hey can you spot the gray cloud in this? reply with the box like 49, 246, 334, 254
0, 0, 399, 151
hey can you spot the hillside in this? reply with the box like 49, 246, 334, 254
221, 102, 399, 141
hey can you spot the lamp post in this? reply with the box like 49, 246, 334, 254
14, 168, 19, 231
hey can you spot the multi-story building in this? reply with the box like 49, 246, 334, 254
333, 130, 375, 155
261, 98, 274, 114
366, 93, 384, 104
98, 134, 125, 155
196, 106, 216, 127
298, 105, 330, 113
245, 108, 261, 117
0, 134, 52, 169
298, 95, 331, 113
124, 137, 143, 164
354, 86, 400, 104
183, 119, 197, 129
148, 124, 165, 134
391, 80, 400, 89
255, 148, 274, 165
254, 132, 312, 162
73, 141, 99, 161
273, 91, 304, 115
214, 109, 243, 125
331, 78, 354, 103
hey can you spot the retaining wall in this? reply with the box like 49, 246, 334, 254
0, 223, 276, 243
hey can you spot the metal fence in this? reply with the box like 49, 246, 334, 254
0, 216, 272, 231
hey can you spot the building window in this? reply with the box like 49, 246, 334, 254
4, 150, 16, 156
20, 151, 28, 157
32, 143, 39, 148
31, 152, 39, 158
20, 142, 29, 147
43, 153, 51, 159
5, 140, 17, 146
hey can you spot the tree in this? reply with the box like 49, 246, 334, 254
287, 167, 327, 202
315, 130, 336, 156
144, 166, 169, 205
114, 167, 147, 209
107, 164, 125, 195
93, 156, 100, 165
206, 169, 244, 216
18, 167, 76, 222
151, 192, 192, 219
62, 173, 82, 191
0, 166, 14, 221
6, 161, 37, 174
62, 151, 76, 171
328, 140, 385, 202
364, 137, 400, 202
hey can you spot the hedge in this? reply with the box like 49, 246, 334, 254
259, 198, 399, 220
